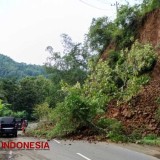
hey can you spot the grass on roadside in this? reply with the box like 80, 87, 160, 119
139, 134, 160, 146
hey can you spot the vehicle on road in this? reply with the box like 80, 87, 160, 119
0, 117, 18, 137
24, 119, 28, 127
15, 118, 28, 131
15, 118, 24, 130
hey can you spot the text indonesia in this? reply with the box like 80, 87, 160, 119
1, 141, 50, 150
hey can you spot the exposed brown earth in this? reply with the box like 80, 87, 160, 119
139, 9, 160, 54
107, 79, 160, 135
106, 9, 160, 136
139, 8, 160, 80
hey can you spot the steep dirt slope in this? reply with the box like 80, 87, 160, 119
107, 9, 160, 136
139, 8, 160, 79
107, 80, 160, 135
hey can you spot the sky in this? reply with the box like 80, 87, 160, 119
0, 0, 140, 65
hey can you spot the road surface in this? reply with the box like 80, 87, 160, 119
0, 135, 160, 160
0, 123, 159, 160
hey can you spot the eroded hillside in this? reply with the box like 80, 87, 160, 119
107, 8, 160, 136
140, 8, 160, 79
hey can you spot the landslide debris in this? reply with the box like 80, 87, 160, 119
106, 8, 160, 136
107, 79, 160, 136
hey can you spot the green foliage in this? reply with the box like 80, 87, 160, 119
86, 1, 158, 58
115, 41, 155, 102
84, 60, 117, 109
0, 76, 53, 119
49, 103, 77, 137
33, 102, 51, 120
119, 75, 150, 102
45, 34, 91, 108
0, 78, 20, 110
16, 76, 52, 118
97, 117, 126, 142
128, 129, 143, 142
114, 4, 140, 49
114, 1, 160, 50
108, 50, 119, 68
0, 99, 4, 116
87, 17, 115, 54
97, 118, 121, 131
127, 41, 156, 74
0, 99, 27, 117
144, 134, 158, 140
45, 34, 89, 85
139, 134, 160, 146
108, 132, 127, 142
140, 0, 160, 16
11, 111, 28, 118
49, 83, 88, 136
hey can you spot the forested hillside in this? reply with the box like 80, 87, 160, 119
0, 54, 46, 78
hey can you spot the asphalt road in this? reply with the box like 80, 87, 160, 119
0, 123, 159, 160
0, 135, 160, 160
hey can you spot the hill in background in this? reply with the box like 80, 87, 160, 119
0, 54, 46, 78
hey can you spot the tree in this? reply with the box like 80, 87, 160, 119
15, 76, 52, 119
45, 34, 89, 85
86, 17, 114, 54
115, 4, 140, 49
0, 78, 20, 111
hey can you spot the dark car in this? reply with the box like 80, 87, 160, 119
15, 118, 24, 130
0, 117, 18, 137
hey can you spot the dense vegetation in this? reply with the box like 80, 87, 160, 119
0, 76, 53, 119
0, 0, 160, 143
0, 54, 46, 78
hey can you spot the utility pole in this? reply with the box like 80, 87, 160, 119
111, 1, 120, 17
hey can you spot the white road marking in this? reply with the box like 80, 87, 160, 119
77, 153, 92, 160
54, 139, 60, 144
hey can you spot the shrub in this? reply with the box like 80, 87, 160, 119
108, 50, 119, 68
139, 134, 160, 146
127, 41, 156, 75
115, 41, 156, 102
128, 129, 143, 142
49, 82, 89, 136
33, 102, 51, 121
97, 117, 127, 142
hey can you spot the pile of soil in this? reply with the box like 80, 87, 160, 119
106, 79, 160, 135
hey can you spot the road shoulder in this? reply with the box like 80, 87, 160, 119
116, 142, 160, 159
